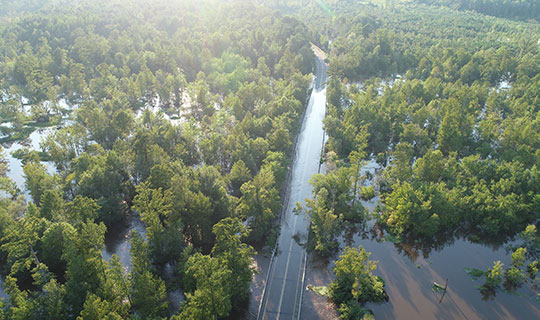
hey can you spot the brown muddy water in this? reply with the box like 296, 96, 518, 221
300, 161, 539, 320
302, 227, 539, 319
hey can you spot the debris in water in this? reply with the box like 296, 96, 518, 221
307, 285, 329, 297
432, 282, 446, 292
464, 267, 485, 280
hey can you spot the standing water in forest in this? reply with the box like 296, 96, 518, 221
301, 160, 539, 319
0, 1, 538, 319
0, 278, 6, 300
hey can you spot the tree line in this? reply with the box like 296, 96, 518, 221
419, 0, 540, 21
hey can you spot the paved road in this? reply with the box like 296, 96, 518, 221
257, 56, 327, 320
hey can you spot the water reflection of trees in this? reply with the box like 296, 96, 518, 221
340, 220, 512, 262
393, 229, 510, 262
320, 216, 538, 303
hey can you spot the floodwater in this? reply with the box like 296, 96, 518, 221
0, 99, 142, 271
301, 161, 540, 319
0, 277, 6, 301
3, 127, 57, 197
102, 214, 147, 269
101, 214, 186, 312
257, 56, 327, 319
2, 99, 75, 198
0, 101, 71, 303
0, 99, 185, 309
303, 232, 539, 319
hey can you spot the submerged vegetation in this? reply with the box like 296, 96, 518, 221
0, 0, 314, 318
292, 0, 539, 318
329, 246, 388, 319
465, 224, 539, 300
312, 0, 539, 246
0, 0, 538, 319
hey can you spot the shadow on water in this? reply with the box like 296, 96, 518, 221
161, 263, 185, 314
226, 297, 253, 320
307, 221, 540, 319
167, 287, 185, 315
102, 214, 186, 315
102, 213, 147, 269
0, 277, 7, 301
303, 221, 540, 319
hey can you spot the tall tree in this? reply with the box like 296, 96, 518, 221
211, 217, 256, 307
129, 232, 169, 318
180, 253, 232, 319
236, 167, 281, 242
330, 246, 387, 306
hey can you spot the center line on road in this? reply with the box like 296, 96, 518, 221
257, 56, 327, 320
276, 212, 299, 318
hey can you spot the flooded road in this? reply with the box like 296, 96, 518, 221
257, 56, 327, 320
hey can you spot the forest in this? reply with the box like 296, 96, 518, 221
292, 1, 539, 318
419, 0, 539, 20
312, 0, 538, 245
0, 0, 315, 318
0, 0, 539, 319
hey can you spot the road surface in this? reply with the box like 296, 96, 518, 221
257, 56, 327, 320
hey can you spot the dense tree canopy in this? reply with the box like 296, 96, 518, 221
0, 0, 313, 318
0, 0, 538, 319
329, 246, 387, 320
289, 1, 538, 317
420, 0, 540, 21
317, 1, 539, 243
